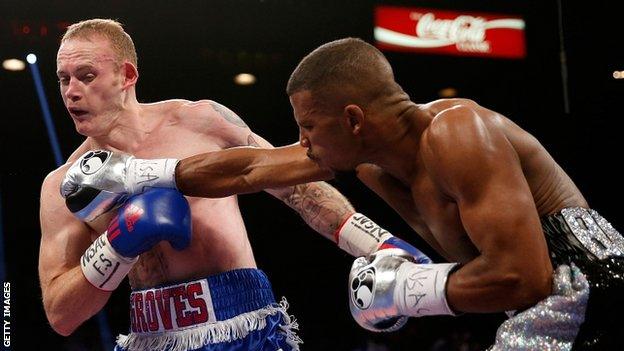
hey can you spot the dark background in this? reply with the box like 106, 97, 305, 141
1, 0, 622, 350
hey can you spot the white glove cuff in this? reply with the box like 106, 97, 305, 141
127, 158, 179, 193
335, 213, 393, 257
81, 233, 138, 292
395, 262, 458, 317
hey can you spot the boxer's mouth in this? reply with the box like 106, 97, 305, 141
68, 107, 88, 118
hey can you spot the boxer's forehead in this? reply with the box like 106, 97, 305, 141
56, 37, 117, 72
290, 90, 319, 123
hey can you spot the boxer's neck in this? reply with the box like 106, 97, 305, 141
363, 103, 430, 184
89, 100, 156, 153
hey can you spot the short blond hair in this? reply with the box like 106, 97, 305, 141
61, 19, 138, 67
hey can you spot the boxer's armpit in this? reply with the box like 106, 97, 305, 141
284, 182, 354, 240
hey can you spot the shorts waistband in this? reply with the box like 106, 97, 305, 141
542, 207, 624, 265
129, 268, 276, 334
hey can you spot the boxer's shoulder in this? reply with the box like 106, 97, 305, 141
422, 109, 481, 159
151, 99, 247, 132
421, 98, 479, 114
41, 139, 101, 204
423, 101, 504, 154
431, 104, 481, 127
420, 103, 512, 191
40, 165, 74, 221
41, 167, 64, 197
42, 143, 92, 192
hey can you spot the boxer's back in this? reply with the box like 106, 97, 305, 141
68, 99, 256, 289
424, 99, 588, 217
377, 98, 590, 262
495, 111, 588, 215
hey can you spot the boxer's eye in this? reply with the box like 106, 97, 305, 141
81, 74, 96, 83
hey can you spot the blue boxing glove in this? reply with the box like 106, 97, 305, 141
80, 188, 191, 291
107, 188, 191, 257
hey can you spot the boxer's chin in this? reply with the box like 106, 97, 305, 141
73, 119, 98, 137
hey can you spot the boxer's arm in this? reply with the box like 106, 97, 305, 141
39, 170, 112, 336
238, 132, 354, 238
277, 180, 355, 240
422, 108, 553, 313
355, 164, 452, 260
176, 143, 334, 197
195, 101, 353, 238
276, 181, 432, 261
174, 100, 333, 197
188, 102, 423, 256
224, 134, 355, 240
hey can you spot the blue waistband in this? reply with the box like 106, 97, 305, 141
207, 268, 276, 320
130, 268, 276, 322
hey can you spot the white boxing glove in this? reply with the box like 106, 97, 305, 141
60, 150, 178, 221
349, 248, 458, 332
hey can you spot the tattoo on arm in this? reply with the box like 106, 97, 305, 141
284, 182, 355, 240
209, 101, 248, 128
247, 134, 260, 147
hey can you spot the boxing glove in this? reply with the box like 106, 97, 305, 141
61, 150, 178, 222
348, 248, 457, 332
81, 188, 191, 291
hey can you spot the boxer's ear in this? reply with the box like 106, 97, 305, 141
121, 61, 138, 89
343, 104, 364, 135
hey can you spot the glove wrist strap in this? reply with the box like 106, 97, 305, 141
81, 233, 138, 291
395, 262, 459, 316
127, 158, 180, 193
335, 213, 393, 257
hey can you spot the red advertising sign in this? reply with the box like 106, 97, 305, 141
374, 6, 526, 59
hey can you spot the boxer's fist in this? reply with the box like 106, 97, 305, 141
80, 188, 191, 291
348, 248, 414, 332
61, 150, 178, 222
107, 188, 191, 258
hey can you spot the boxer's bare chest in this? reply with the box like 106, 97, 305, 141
87, 125, 224, 235
137, 126, 254, 287
132, 126, 220, 160
88, 123, 255, 288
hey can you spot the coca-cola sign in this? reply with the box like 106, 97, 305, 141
374, 6, 526, 59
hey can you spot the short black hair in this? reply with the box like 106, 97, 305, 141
287, 38, 400, 107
